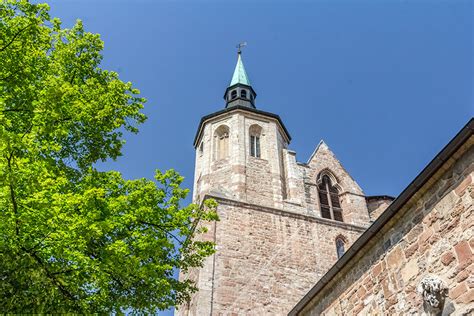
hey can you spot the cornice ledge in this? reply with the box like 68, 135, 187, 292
201, 194, 368, 232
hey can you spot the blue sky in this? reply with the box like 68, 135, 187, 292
47, 0, 472, 314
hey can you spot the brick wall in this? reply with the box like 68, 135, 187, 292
298, 141, 474, 315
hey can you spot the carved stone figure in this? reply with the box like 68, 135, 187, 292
417, 276, 449, 315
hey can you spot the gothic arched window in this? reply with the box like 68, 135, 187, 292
199, 141, 204, 156
249, 124, 262, 158
241, 89, 247, 99
318, 174, 343, 222
336, 237, 346, 259
215, 125, 229, 160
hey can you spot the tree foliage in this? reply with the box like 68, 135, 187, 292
0, 1, 218, 313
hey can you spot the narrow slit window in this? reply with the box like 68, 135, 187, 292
199, 141, 204, 156
336, 238, 345, 259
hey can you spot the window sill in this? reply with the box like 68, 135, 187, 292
248, 155, 267, 162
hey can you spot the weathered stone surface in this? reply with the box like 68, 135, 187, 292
367, 197, 394, 221
441, 251, 456, 266
401, 259, 418, 283
454, 240, 472, 267
450, 282, 467, 300
296, 140, 474, 316
177, 107, 377, 315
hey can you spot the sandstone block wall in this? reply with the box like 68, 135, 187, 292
193, 109, 381, 225
298, 142, 371, 227
193, 110, 290, 208
367, 196, 395, 221
298, 141, 474, 316
186, 107, 393, 315
177, 199, 366, 316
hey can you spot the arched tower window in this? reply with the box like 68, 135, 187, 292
215, 125, 229, 160
318, 174, 343, 222
249, 124, 262, 158
335, 237, 346, 259
231, 90, 237, 100
241, 89, 247, 99
199, 141, 204, 156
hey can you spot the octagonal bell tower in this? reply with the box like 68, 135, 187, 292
192, 50, 292, 210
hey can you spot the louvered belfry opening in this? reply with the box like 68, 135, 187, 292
318, 175, 343, 222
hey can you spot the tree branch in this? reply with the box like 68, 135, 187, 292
0, 69, 20, 81
50, 268, 82, 276
6, 152, 20, 236
25, 248, 80, 306
139, 220, 183, 245
1, 108, 32, 113
0, 23, 33, 52
24, 231, 52, 253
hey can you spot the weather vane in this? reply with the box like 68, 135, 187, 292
236, 42, 247, 54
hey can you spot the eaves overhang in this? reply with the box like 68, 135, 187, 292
193, 106, 292, 148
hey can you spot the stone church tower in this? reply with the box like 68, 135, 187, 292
177, 52, 393, 315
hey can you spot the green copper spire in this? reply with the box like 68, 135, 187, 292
229, 52, 251, 87
224, 44, 257, 108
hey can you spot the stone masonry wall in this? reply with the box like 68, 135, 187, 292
246, 157, 274, 206
302, 142, 371, 227
177, 199, 366, 316
187, 107, 381, 316
193, 110, 291, 209
193, 110, 374, 226
367, 197, 394, 221
299, 141, 474, 315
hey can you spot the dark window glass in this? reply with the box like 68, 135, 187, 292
241, 90, 247, 98
333, 209, 343, 222
255, 136, 260, 157
250, 135, 255, 157
250, 135, 261, 158
319, 191, 329, 206
330, 193, 340, 208
199, 142, 204, 155
321, 206, 331, 219
336, 238, 345, 259
323, 175, 330, 185
231, 90, 237, 99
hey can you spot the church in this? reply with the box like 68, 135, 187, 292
176, 51, 473, 315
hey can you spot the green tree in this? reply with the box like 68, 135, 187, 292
0, 1, 217, 313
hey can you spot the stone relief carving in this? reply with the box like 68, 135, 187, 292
417, 275, 453, 316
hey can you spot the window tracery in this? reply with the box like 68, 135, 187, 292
318, 173, 343, 222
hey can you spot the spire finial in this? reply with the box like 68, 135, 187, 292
236, 42, 247, 54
